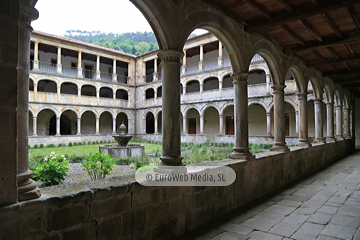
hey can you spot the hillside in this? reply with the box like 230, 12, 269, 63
63, 30, 197, 56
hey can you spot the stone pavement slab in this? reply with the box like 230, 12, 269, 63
181, 150, 360, 240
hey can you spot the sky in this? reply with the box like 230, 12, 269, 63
32, 0, 207, 36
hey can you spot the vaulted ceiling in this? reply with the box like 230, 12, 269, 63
204, 0, 360, 95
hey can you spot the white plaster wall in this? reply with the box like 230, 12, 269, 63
203, 107, 219, 142
249, 104, 266, 136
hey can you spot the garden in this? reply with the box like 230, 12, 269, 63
28, 140, 273, 187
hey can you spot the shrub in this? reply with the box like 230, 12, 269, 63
46, 144, 56, 148
39, 144, 44, 148
67, 154, 89, 163
88, 141, 91, 145
32, 152, 69, 187
210, 146, 216, 154
33, 144, 39, 149
68, 142, 73, 147
28, 145, 31, 149
73, 142, 78, 146
115, 157, 150, 169
200, 145, 208, 155
82, 153, 115, 180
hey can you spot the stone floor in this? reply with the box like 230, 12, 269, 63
180, 150, 360, 240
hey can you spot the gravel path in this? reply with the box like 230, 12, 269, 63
64, 163, 135, 184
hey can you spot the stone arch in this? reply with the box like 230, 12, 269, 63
268, 99, 297, 112
248, 100, 267, 111
35, 106, 60, 118
116, 89, 129, 100
81, 110, 96, 135
203, 77, 219, 91
99, 87, 113, 98
99, 109, 115, 119
35, 76, 59, 85
200, 104, 220, 116
99, 111, 113, 135
116, 112, 129, 134
80, 109, 99, 118
60, 107, 80, 118
183, 106, 201, 118
37, 109, 57, 136
308, 77, 322, 99
145, 88, 155, 99
37, 79, 57, 93
157, 86, 162, 98
186, 80, 200, 93
199, 74, 218, 85
248, 103, 267, 136
219, 71, 233, 81
81, 84, 97, 97
60, 82, 78, 95
220, 103, 234, 115
29, 78, 34, 91
60, 110, 77, 135
249, 39, 285, 86
334, 87, 343, 106
222, 74, 234, 89
145, 111, 155, 134
323, 83, 333, 103
287, 65, 306, 93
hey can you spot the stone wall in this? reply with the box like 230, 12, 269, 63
0, 140, 353, 239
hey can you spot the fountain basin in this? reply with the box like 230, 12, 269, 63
99, 144, 145, 158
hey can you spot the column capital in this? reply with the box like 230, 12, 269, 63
231, 72, 250, 81
313, 98, 323, 104
266, 112, 272, 116
158, 50, 183, 63
271, 85, 286, 93
335, 105, 343, 110
326, 102, 334, 107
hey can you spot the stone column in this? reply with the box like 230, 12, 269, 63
200, 83, 203, 94
112, 118, 117, 135
336, 105, 344, 140
112, 59, 117, 82
76, 118, 81, 135
57, 85, 61, 101
155, 50, 185, 172
266, 74, 271, 94
55, 117, 61, 136
33, 41, 39, 71
295, 111, 299, 136
199, 45, 204, 71
34, 83, 38, 100
270, 85, 289, 151
56, 47, 62, 74
200, 114, 204, 134
154, 116, 158, 134
343, 108, 351, 138
96, 89, 100, 99
218, 41, 223, 67
219, 114, 224, 134
229, 72, 254, 159
77, 51, 83, 78
183, 85, 186, 95
32, 117, 37, 136
313, 98, 325, 144
153, 57, 158, 81
182, 50, 187, 74
266, 112, 272, 136
296, 93, 311, 147
183, 116, 187, 134
96, 55, 101, 80
326, 103, 336, 142
95, 117, 100, 135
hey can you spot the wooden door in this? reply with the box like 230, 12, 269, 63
285, 113, 290, 136
188, 118, 196, 134
226, 116, 234, 135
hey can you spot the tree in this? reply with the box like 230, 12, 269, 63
135, 42, 151, 55
118, 43, 133, 54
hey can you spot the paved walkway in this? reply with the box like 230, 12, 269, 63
184, 150, 360, 240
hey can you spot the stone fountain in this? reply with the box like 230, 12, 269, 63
99, 123, 144, 158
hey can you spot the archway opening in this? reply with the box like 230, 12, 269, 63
37, 80, 57, 93
37, 109, 56, 136
186, 80, 200, 93
81, 111, 96, 134
29, 79, 34, 91
203, 107, 219, 141
186, 109, 200, 134
203, 77, 219, 91
222, 74, 233, 89
157, 111, 162, 134
99, 111, 113, 134
100, 87, 113, 98
248, 104, 266, 136
116, 112, 129, 134
116, 89, 128, 100
61, 82, 78, 95
146, 112, 155, 134
248, 70, 266, 85
81, 85, 96, 97
157, 86, 162, 98
223, 105, 234, 135
145, 88, 154, 99
61, 110, 77, 135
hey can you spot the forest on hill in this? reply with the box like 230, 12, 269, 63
63, 30, 196, 55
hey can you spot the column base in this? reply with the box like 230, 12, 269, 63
229, 147, 255, 160
270, 143, 289, 152
336, 135, 344, 141
55, 134, 61, 136
296, 139, 311, 148
111, 132, 117, 135
76, 133, 81, 136
32, 134, 37, 137
344, 135, 351, 139
17, 170, 41, 202
313, 137, 326, 144
95, 133, 100, 135
266, 133, 273, 137
325, 137, 336, 143
154, 161, 187, 174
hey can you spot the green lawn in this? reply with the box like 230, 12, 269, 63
29, 142, 162, 158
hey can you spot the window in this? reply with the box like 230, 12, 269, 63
51, 59, 56, 66
84, 65, 93, 79
71, 62, 77, 69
